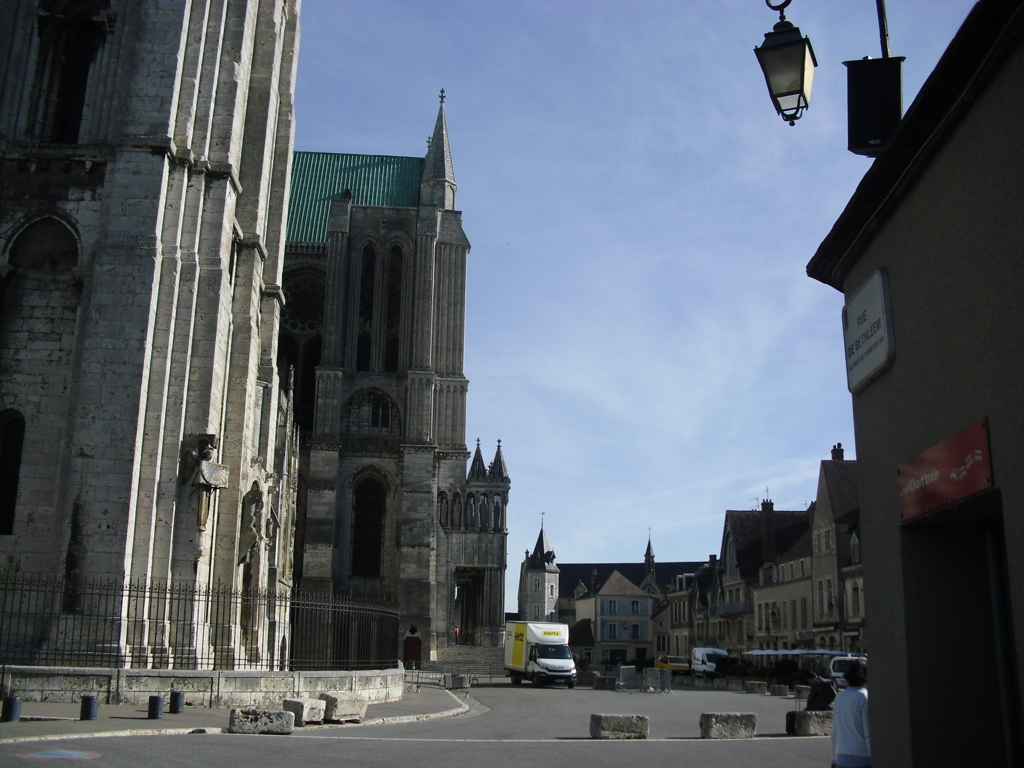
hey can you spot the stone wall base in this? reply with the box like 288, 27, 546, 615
0, 665, 404, 707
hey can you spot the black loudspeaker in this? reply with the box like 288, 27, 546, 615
845, 56, 905, 157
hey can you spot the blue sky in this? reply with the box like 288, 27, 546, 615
292, 0, 976, 607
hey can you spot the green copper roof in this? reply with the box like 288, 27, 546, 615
287, 151, 424, 243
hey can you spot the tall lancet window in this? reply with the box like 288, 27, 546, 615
0, 411, 26, 535
383, 245, 403, 372
351, 477, 386, 577
356, 243, 376, 371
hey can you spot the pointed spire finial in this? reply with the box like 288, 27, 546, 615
476, 437, 481, 449
440, 88, 446, 104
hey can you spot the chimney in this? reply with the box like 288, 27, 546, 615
709, 554, 717, 568
831, 443, 845, 461
761, 499, 776, 564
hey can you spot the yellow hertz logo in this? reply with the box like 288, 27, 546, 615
541, 630, 561, 636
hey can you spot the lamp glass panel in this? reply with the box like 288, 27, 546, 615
802, 48, 816, 103
760, 42, 807, 97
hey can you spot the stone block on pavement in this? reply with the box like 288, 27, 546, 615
699, 712, 757, 739
744, 681, 768, 694
713, 678, 728, 689
319, 692, 368, 722
770, 684, 790, 696
589, 713, 649, 739
794, 710, 833, 736
282, 697, 325, 725
794, 685, 810, 700
727, 680, 745, 692
227, 708, 295, 735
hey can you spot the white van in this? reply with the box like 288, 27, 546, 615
691, 647, 729, 678
829, 655, 864, 689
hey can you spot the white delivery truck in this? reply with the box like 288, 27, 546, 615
504, 621, 577, 688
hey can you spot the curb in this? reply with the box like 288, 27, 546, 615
0, 690, 470, 744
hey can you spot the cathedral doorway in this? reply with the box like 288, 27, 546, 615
453, 568, 486, 645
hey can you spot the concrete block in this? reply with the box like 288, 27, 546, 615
794, 710, 833, 736
727, 680, 745, 692
744, 681, 768, 694
227, 708, 295, 735
770, 684, 790, 696
282, 697, 325, 725
794, 685, 809, 700
680, 675, 695, 687
713, 678, 728, 689
589, 713, 649, 740
699, 712, 757, 739
319, 692, 368, 722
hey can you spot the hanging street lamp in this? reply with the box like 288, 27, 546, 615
754, 0, 818, 126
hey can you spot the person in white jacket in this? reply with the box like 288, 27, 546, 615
831, 659, 870, 768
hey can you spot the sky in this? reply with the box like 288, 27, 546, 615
292, 0, 977, 608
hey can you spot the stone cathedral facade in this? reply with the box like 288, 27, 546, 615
282, 101, 510, 662
0, 0, 301, 668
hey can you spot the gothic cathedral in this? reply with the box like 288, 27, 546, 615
281, 98, 509, 663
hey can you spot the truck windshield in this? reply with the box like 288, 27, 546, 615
536, 645, 572, 659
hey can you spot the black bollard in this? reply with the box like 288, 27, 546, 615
147, 695, 164, 720
1, 696, 22, 723
79, 695, 98, 721
169, 691, 184, 714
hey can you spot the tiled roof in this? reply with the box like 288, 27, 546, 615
597, 570, 648, 597
556, 561, 704, 600
822, 461, 859, 519
725, 509, 809, 579
287, 151, 424, 243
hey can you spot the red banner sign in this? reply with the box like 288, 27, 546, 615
897, 418, 993, 523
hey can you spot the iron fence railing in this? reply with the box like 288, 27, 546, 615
0, 571, 399, 671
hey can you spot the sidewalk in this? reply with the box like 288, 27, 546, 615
0, 686, 467, 744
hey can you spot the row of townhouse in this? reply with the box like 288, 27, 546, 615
663, 444, 865, 658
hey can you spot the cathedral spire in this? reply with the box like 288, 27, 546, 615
644, 535, 656, 578
489, 439, 509, 483
468, 437, 488, 480
421, 91, 457, 209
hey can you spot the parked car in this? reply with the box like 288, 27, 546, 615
691, 647, 729, 678
829, 655, 865, 689
654, 655, 691, 676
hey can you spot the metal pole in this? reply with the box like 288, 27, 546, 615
876, 0, 891, 58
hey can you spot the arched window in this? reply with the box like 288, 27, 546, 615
492, 496, 503, 531
8, 217, 78, 272
0, 410, 26, 535
279, 270, 325, 431
351, 477, 386, 577
356, 243, 376, 371
452, 493, 463, 529
479, 497, 490, 531
29, 3, 108, 144
437, 492, 449, 529
383, 245, 403, 372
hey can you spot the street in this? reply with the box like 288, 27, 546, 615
0, 681, 832, 767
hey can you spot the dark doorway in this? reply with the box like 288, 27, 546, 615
902, 495, 1020, 767
351, 478, 385, 578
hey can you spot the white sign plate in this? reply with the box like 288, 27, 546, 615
842, 269, 895, 392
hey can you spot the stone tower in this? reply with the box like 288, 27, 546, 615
0, 0, 301, 668
284, 97, 509, 662
518, 526, 559, 622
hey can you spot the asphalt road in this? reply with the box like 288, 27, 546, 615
0, 681, 833, 767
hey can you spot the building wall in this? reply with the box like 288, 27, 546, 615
842, 41, 1024, 768
0, 0, 301, 669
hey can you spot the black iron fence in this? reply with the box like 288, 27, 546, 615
0, 571, 399, 671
